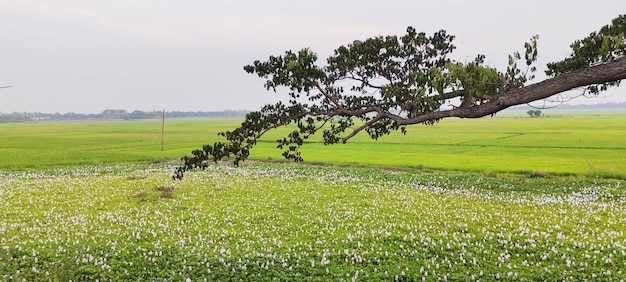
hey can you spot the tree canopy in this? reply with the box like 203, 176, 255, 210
173, 15, 626, 179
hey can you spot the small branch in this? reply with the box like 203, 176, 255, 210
527, 101, 562, 110
312, 80, 344, 109
341, 114, 384, 143
314, 116, 332, 131
432, 90, 466, 101
347, 73, 384, 89
239, 111, 311, 153
336, 106, 383, 117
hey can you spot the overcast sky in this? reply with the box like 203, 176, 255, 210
1, 1, 624, 113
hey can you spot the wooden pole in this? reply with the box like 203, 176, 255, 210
161, 109, 165, 151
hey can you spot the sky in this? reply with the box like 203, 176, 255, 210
1, 1, 625, 114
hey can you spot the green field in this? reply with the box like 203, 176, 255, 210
2, 110, 626, 178
2, 111, 626, 280
2, 163, 625, 280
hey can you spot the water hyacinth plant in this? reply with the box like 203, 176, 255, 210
1, 163, 625, 280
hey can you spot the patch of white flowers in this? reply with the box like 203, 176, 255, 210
0, 164, 625, 280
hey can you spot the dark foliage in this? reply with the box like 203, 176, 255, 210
174, 16, 626, 180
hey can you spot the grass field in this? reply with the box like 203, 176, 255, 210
2, 110, 626, 178
2, 111, 626, 280
2, 163, 625, 280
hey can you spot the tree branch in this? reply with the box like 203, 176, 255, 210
176, 18, 626, 179
432, 90, 466, 101
341, 114, 384, 143
395, 56, 626, 125
310, 80, 344, 109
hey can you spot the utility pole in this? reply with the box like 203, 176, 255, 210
0, 86, 12, 113
161, 109, 165, 151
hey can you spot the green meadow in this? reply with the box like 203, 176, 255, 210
2, 110, 626, 280
2, 110, 626, 178
2, 163, 626, 280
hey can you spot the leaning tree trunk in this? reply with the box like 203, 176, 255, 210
396, 56, 626, 125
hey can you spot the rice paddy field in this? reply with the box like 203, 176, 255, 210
1, 110, 626, 280
1, 110, 626, 178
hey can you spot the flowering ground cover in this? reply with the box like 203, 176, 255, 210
1, 163, 625, 280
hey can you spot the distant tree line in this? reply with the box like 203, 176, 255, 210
510, 102, 626, 111
0, 109, 248, 123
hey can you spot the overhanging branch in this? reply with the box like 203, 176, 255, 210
395, 56, 626, 125
176, 18, 626, 179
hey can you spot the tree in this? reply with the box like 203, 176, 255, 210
527, 110, 542, 118
173, 15, 626, 179
102, 109, 128, 120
